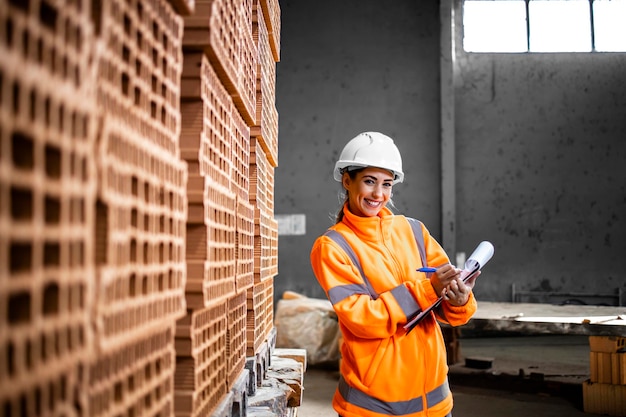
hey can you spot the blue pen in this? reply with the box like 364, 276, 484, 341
417, 267, 437, 273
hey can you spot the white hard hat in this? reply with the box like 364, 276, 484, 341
333, 132, 404, 184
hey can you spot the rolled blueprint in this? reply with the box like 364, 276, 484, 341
461, 241, 495, 281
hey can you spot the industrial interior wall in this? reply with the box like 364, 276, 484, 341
274, 0, 443, 301
275, 0, 626, 307
452, 3, 626, 305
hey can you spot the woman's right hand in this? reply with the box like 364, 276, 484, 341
430, 264, 462, 296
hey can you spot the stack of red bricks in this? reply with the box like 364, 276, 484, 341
584, 335, 626, 416
89, 1, 189, 416
0, 0, 282, 416
177, 0, 281, 416
0, 1, 97, 414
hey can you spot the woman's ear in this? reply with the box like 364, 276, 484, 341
342, 172, 350, 190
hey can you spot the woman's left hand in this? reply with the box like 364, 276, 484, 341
442, 271, 480, 306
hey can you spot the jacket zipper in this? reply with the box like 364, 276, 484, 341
380, 222, 405, 285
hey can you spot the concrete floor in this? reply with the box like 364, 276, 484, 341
298, 335, 607, 417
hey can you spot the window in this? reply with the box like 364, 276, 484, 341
463, 0, 626, 53
594, 0, 626, 51
529, 0, 591, 52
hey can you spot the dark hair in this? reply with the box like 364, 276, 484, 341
334, 168, 363, 223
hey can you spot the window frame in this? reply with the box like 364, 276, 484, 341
463, 0, 626, 53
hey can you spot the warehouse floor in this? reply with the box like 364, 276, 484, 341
297, 334, 607, 417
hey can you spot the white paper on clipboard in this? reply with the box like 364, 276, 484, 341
403, 241, 495, 332
459, 241, 495, 282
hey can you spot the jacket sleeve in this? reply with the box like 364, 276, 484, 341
310, 236, 417, 339
438, 292, 477, 326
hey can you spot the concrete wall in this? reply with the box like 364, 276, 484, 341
453, 5, 626, 305
274, 0, 443, 300
274, 0, 626, 306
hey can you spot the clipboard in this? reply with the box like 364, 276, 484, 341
403, 241, 494, 333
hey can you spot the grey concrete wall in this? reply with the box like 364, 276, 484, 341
274, 0, 443, 300
455, 52, 626, 305
274, 1, 626, 306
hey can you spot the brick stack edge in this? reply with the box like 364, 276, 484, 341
584, 336, 626, 416
0, 0, 282, 416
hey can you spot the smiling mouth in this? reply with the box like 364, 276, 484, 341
365, 199, 382, 207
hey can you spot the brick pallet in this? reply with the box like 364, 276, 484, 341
247, 277, 275, 357
180, 52, 234, 188
268, 216, 279, 277
1, 0, 284, 415
185, 174, 236, 309
252, 2, 278, 168
175, 303, 227, 417
0, 1, 96, 415
183, 0, 257, 126
249, 138, 274, 216
258, 0, 281, 63
210, 369, 250, 417
88, 326, 176, 417
93, 0, 184, 156
91, 2, 189, 417
254, 208, 274, 283
176, 0, 282, 413
236, 196, 255, 295
94, 117, 188, 350
232, 106, 252, 201
246, 329, 274, 395
228, 291, 248, 389
584, 336, 626, 416
173, 294, 257, 417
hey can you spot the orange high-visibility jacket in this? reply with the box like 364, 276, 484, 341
310, 206, 477, 417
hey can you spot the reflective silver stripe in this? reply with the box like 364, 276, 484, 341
426, 381, 451, 410
324, 223, 425, 319
328, 283, 370, 305
338, 375, 450, 415
325, 230, 379, 299
390, 285, 421, 318
407, 218, 448, 322
407, 218, 426, 268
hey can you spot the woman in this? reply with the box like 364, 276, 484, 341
310, 132, 478, 417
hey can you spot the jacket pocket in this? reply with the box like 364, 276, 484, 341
363, 337, 389, 387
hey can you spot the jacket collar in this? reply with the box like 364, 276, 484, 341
341, 203, 394, 242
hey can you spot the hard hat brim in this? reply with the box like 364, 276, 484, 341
334, 162, 404, 184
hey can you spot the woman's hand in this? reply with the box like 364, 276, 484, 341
429, 264, 461, 296
442, 271, 480, 306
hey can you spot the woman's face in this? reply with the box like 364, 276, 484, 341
343, 167, 394, 217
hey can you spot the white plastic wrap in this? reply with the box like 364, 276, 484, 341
274, 293, 341, 365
